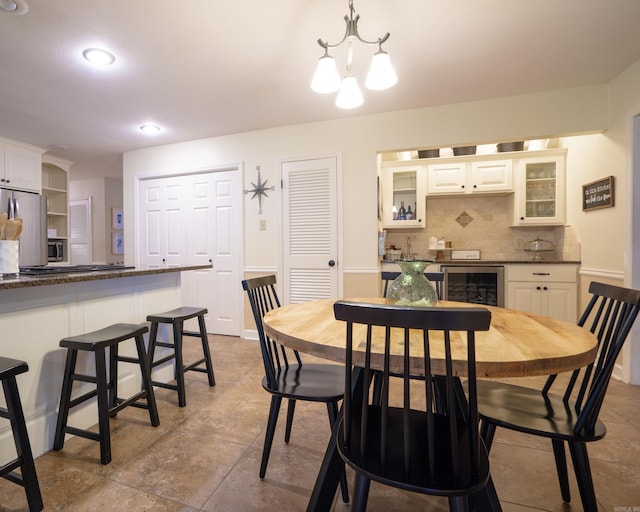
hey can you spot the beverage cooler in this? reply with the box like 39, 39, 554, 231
441, 265, 505, 307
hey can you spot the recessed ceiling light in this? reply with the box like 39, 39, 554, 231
82, 48, 116, 66
140, 124, 161, 135
0, 0, 27, 14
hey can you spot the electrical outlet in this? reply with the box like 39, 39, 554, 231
259, 219, 267, 231
516, 238, 524, 250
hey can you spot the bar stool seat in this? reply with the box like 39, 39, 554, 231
53, 323, 160, 465
147, 306, 216, 407
0, 357, 43, 511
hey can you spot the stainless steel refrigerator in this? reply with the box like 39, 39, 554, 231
0, 188, 47, 267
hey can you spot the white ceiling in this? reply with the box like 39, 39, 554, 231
2, 0, 640, 179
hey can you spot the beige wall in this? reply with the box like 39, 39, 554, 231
123, 72, 640, 381
69, 177, 123, 264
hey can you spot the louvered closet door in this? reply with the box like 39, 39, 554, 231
282, 157, 339, 303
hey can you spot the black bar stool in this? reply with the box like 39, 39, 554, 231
53, 323, 160, 465
0, 357, 43, 512
147, 307, 216, 407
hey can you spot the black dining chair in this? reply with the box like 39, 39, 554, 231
474, 281, 640, 512
241, 275, 349, 503
333, 300, 493, 511
381, 271, 444, 299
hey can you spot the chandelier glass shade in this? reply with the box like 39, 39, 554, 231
311, 0, 397, 109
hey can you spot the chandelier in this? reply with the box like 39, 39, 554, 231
311, 0, 397, 109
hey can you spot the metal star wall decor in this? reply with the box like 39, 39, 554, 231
244, 165, 275, 214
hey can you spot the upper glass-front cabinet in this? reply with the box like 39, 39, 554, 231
513, 151, 566, 226
381, 164, 426, 228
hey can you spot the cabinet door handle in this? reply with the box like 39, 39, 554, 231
536, 286, 541, 291
532, 272, 550, 276
543, 286, 548, 291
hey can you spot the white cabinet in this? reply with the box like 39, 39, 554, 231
427, 161, 466, 194
506, 264, 578, 322
427, 158, 512, 195
381, 164, 426, 228
1, 139, 44, 192
42, 156, 71, 263
511, 150, 566, 226
471, 160, 513, 193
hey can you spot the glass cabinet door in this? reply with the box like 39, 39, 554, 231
382, 165, 426, 228
515, 153, 565, 226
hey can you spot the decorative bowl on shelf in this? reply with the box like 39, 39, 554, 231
497, 141, 524, 152
524, 236, 554, 260
452, 145, 477, 156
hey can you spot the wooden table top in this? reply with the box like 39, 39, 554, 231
263, 299, 598, 378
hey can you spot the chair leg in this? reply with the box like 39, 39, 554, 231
326, 402, 349, 504
448, 495, 469, 512
284, 398, 296, 443
173, 321, 187, 407
108, 343, 118, 415
3, 376, 44, 512
260, 395, 282, 479
135, 333, 160, 427
479, 419, 496, 451
568, 441, 598, 512
197, 314, 216, 386
94, 348, 112, 465
351, 473, 370, 512
53, 348, 78, 451
551, 439, 571, 503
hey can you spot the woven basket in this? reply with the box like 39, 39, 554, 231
386, 249, 402, 261
418, 149, 440, 158
452, 145, 476, 156
497, 141, 524, 152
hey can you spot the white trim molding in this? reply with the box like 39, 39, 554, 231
578, 267, 625, 281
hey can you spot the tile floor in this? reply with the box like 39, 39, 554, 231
2, 334, 639, 511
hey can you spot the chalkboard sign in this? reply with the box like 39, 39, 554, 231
582, 176, 615, 211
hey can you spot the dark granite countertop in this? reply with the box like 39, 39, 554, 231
381, 259, 580, 265
0, 264, 212, 290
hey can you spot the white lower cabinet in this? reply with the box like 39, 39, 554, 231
506, 264, 578, 322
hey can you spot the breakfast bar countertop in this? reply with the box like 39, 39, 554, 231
0, 264, 212, 290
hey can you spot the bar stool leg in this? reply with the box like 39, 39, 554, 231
95, 348, 112, 465
53, 348, 78, 451
3, 376, 44, 512
108, 343, 118, 415
173, 321, 186, 407
198, 314, 216, 386
147, 321, 160, 375
134, 333, 160, 426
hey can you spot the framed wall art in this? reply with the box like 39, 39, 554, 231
582, 176, 615, 211
112, 232, 124, 254
112, 207, 123, 229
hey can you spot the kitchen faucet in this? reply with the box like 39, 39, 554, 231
405, 237, 413, 259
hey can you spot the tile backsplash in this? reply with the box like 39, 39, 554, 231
383, 195, 580, 262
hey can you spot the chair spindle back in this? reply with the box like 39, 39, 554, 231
242, 275, 302, 389
543, 281, 640, 433
334, 301, 491, 484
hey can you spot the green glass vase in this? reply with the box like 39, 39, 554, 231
385, 260, 438, 307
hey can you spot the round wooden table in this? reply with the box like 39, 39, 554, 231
263, 298, 598, 512
263, 298, 598, 379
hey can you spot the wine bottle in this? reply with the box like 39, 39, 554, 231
406, 204, 413, 220
398, 201, 406, 220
